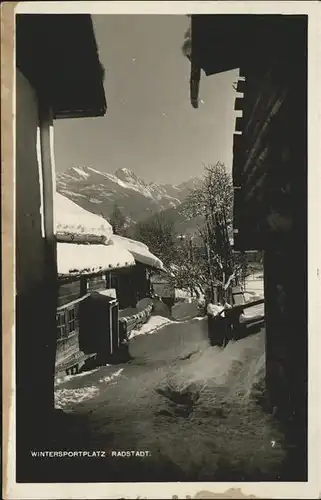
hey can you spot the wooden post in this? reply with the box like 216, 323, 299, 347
80, 276, 88, 296
205, 218, 216, 302
37, 101, 58, 412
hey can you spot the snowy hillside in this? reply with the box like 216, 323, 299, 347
56, 166, 202, 228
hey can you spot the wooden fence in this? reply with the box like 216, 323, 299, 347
208, 298, 265, 347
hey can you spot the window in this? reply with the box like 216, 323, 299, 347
56, 302, 80, 340
87, 275, 106, 293
67, 307, 76, 333
56, 310, 67, 340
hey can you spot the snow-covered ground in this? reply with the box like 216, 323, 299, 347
130, 315, 179, 339
244, 271, 264, 299
53, 304, 285, 482
55, 368, 124, 408
174, 288, 192, 300
243, 271, 265, 318
171, 300, 200, 321
206, 272, 265, 319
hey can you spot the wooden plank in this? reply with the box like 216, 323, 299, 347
221, 298, 265, 316
58, 280, 82, 306
243, 93, 286, 176
39, 103, 57, 284
243, 67, 284, 144
232, 133, 244, 186
232, 133, 243, 155
56, 293, 90, 312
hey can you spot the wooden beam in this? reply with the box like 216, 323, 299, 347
38, 102, 57, 283
235, 116, 244, 133
237, 79, 246, 93
37, 101, 58, 410
56, 293, 90, 313
219, 298, 265, 316
232, 133, 245, 187
190, 60, 201, 109
234, 97, 244, 111
80, 276, 88, 296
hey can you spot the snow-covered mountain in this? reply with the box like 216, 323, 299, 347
56, 166, 202, 227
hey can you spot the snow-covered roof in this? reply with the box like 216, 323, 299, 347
55, 192, 112, 244
55, 193, 164, 274
111, 234, 164, 271
57, 240, 135, 278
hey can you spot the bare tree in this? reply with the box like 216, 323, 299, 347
110, 203, 126, 235
181, 162, 243, 302
134, 212, 177, 268
168, 236, 208, 298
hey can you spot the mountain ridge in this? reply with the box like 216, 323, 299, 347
56, 166, 202, 230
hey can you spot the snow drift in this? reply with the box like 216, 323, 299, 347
130, 315, 178, 339
53, 316, 284, 481
138, 330, 284, 480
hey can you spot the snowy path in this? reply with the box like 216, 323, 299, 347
52, 307, 286, 482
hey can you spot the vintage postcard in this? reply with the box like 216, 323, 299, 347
2, 1, 321, 499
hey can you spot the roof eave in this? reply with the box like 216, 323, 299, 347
54, 103, 107, 120
58, 262, 136, 283
16, 14, 107, 119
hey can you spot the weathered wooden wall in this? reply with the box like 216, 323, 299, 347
233, 65, 292, 250
191, 14, 307, 478
55, 265, 152, 373
231, 18, 307, 478
109, 264, 150, 310
56, 275, 107, 372
232, 17, 307, 253
58, 274, 110, 306
57, 280, 81, 306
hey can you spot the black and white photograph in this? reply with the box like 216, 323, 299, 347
4, 1, 321, 498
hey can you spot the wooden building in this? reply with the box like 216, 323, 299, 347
111, 234, 164, 301
15, 14, 106, 461
110, 234, 164, 340
55, 236, 135, 374
55, 195, 164, 373
187, 14, 307, 477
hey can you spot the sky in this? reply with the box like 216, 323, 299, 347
54, 15, 239, 185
